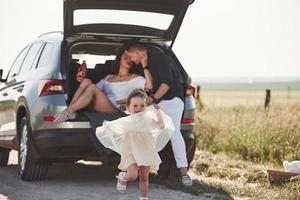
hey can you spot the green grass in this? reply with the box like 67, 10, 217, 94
193, 90, 300, 199
191, 151, 300, 200
195, 94, 300, 164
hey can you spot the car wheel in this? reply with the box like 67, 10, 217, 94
187, 140, 196, 168
158, 159, 178, 178
18, 116, 49, 181
0, 147, 10, 166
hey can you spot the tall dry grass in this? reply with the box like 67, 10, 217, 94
195, 91, 300, 165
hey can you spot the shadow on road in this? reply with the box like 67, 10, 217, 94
151, 174, 234, 200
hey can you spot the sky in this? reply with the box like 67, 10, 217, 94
0, 0, 300, 81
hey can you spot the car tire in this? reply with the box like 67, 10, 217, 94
158, 158, 178, 178
18, 116, 49, 181
0, 147, 10, 166
187, 140, 196, 168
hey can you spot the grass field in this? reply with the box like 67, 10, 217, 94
196, 89, 300, 163
199, 89, 300, 107
191, 151, 300, 200
193, 87, 300, 199
197, 81, 300, 91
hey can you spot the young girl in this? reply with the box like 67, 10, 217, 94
96, 89, 175, 200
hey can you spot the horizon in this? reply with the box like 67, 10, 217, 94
193, 77, 300, 91
193, 75, 300, 83
1, 0, 300, 79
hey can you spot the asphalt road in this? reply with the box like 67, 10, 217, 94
0, 151, 206, 200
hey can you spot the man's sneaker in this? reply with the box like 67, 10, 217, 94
116, 172, 127, 193
182, 175, 193, 186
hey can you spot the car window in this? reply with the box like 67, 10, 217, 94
74, 9, 174, 30
71, 54, 116, 69
30, 43, 45, 70
70, 43, 119, 69
37, 43, 54, 68
19, 43, 44, 74
7, 46, 30, 80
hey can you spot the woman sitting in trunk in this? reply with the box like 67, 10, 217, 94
53, 48, 153, 122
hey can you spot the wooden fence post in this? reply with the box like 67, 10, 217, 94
265, 89, 271, 110
196, 85, 200, 100
196, 85, 204, 110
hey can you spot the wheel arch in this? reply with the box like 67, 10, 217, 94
16, 97, 31, 141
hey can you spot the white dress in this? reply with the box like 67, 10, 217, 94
96, 76, 145, 108
95, 105, 175, 172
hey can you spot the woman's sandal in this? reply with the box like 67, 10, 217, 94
116, 172, 127, 193
53, 112, 76, 123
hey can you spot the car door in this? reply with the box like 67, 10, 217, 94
63, 0, 195, 46
0, 43, 44, 146
0, 46, 29, 142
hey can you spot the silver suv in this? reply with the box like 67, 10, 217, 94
0, 0, 196, 180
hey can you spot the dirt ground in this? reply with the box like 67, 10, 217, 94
0, 151, 212, 200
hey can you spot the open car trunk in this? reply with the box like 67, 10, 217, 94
60, 0, 195, 164
65, 41, 189, 159
66, 41, 188, 109
64, 0, 195, 47
66, 41, 126, 159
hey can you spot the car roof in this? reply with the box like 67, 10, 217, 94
32, 31, 64, 44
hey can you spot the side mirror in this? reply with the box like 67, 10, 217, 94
0, 69, 7, 82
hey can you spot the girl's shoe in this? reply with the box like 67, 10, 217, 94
116, 172, 127, 193
182, 175, 193, 186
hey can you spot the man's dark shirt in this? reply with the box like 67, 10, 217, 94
147, 51, 184, 102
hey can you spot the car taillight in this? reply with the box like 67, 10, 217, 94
181, 118, 194, 124
43, 116, 55, 122
186, 84, 196, 97
39, 80, 64, 96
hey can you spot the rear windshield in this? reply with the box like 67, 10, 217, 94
70, 43, 120, 69
73, 9, 174, 30
72, 54, 116, 69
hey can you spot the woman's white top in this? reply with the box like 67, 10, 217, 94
96, 76, 145, 108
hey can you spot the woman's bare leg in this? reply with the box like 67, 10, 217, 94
91, 86, 116, 113
139, 166, 150, 198
70, 79, 93, 105
66, 84, 115, 114
66, 84, 95, 114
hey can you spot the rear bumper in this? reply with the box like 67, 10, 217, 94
31, 118, 195, 161
32, 129, 195, 161
32, 128, 99, 160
